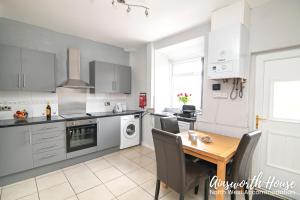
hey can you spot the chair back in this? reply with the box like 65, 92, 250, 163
152, 128, 186, 193
230, 130, 262, 183
160, 117, 180, 134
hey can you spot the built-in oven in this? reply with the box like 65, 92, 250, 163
66, 118, 98, 158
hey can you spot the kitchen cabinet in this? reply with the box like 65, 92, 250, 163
0, 43, 56, 92
0, 126, 33, 177
97, 116, 121, 150
31, 122, 66, 167
115, 64, 131, 94
0, 44, 22, 91
90, 61, 131, 94
21, 48, 56, 92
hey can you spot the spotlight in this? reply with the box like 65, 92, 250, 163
145, 9, 149, 16
127, 6, 131, 13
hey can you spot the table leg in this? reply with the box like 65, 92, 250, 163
216, 161, 226, 200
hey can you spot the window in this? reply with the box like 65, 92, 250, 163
171, 58, 203, 110
272, 81, 300, 121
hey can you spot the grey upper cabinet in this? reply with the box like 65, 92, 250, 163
21, 48, 56, 92
90, 61, 115, 93
90, 61, 131, 94
98, 116, 121, 150
0, 44, 22, 91
116, 65, 131, 94
0, 43, 56, 92
0, 126, 33, 177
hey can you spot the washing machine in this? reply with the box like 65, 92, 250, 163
120, 114, 140, 149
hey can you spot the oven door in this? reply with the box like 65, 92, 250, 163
66, 123, 97, 153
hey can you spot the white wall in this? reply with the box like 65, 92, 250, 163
154, 52, 171, 112
135, 0, 300, 148
127, 46, 147, 110
250, 0, 300, 53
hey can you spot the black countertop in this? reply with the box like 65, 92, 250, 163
0, 116, 66, 128
0, 110, 144, 128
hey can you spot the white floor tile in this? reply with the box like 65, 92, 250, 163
132, 156, 153, 167
105, 155, 129, 166
117, 187, 153, 200
140, 178, 171, 198
145, 152, 156, 160
133, 146, 154, 155
126, 168, 154, 185
63, 164, 90, 177
66, 170, 102, 194
112, 159, 141, 174
77, 185, 115, 200
120, 149, 141, 160
105, 175, 137, 197
1, 179, 37, 200
143, 161, 157, 175
16, 193, 39, 200
36, 170, 68, 191
65, 196, 79, 200
94, 167, 123, 183
39, 182, 74, 200
85, 159, 112, 172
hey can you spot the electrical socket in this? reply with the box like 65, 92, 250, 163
104, 102, 111, 106
0, 106, 12, 111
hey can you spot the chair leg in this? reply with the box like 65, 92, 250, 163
230, 187, 236, 200
194, 185, 199, 194
154, 180, 160, 200
204, 178, 209, 200
243, 184, 249, 200
179, 193, 184, 200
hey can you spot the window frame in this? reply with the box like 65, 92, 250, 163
170, 57, 204, 111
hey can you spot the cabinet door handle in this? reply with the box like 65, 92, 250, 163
18, 73, 21, 88
29, 132, 32, 144
22, 73, 26, 88
39, 154, 57, 160
38, 145, 58, 151
39, 135, 60, 140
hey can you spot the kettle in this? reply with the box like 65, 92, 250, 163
113, 103, 123, 113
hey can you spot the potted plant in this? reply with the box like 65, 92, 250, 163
177, 93, 192, 105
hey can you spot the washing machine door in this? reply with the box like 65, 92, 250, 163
124, 122, 136, 139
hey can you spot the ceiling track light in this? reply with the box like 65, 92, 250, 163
112, 0, 150, 16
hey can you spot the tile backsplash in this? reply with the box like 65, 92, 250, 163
0, 91, 129, 120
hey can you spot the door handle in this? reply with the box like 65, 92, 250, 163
256, 115, 267, 129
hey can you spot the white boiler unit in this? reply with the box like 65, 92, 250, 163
207, 24, 249, 80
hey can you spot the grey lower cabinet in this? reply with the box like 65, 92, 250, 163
0, 126, 33, 177
90, 61, 131, 94
97, 116, 121, 150
0, 122, 66, 177
0, 43, 56, 92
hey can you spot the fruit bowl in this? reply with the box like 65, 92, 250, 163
14, 110, 29, 120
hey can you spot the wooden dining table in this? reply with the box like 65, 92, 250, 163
180, 130, 240, 200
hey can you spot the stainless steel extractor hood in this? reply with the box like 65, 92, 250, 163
59, 48, 94, 89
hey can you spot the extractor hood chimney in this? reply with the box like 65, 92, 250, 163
59, 48, 94, 89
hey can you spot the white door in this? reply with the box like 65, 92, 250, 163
254, 48, 300, 198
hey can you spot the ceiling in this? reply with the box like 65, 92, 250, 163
0, 0, 271, 49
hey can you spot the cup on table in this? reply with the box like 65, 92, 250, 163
188, 130, 195, 139
190, 133, 198, 145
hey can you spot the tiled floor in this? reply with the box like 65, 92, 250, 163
0, 146, 245, 200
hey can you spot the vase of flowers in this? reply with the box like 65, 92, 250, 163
177, 93, 192, 105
